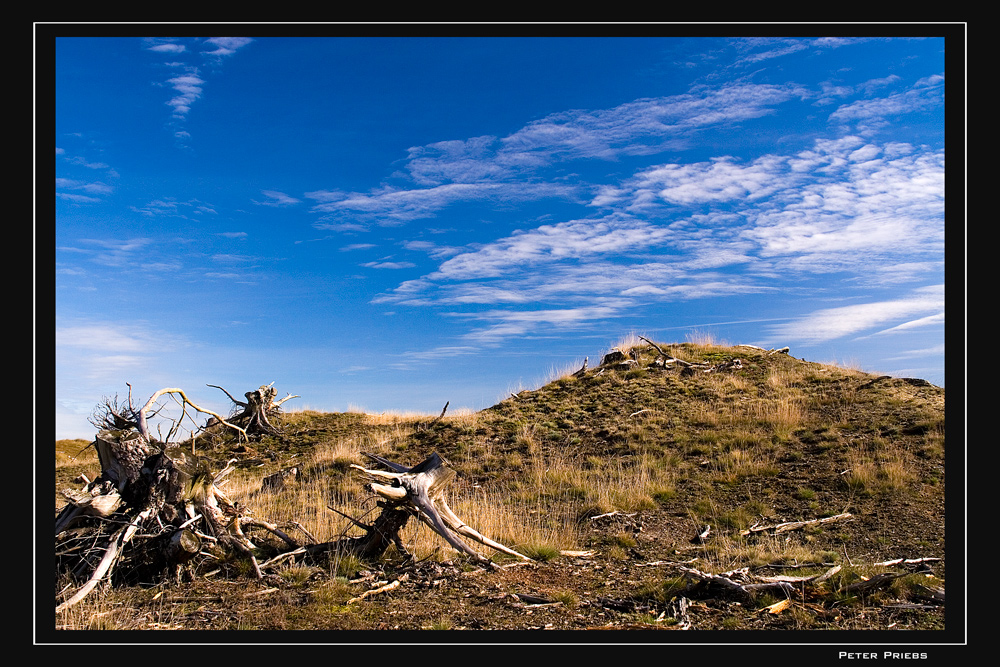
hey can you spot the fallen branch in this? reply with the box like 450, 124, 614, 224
753, 565, 841, 584
741, 513, 853, 536
348, 579, 400, 604
419, 402, 450, 431
56, 506, 155, 613
140, 387, 248, 442
638, 336, 668, 358
677, 566, 796, 600
842, 572, 908, 594
873, 557, 941, 567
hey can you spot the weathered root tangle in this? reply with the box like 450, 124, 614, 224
56, 384, 300, 613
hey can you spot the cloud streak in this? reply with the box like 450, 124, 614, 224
765, 285, 945, 344
146, 37, 253, 140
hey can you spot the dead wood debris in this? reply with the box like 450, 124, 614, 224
740, 512, 854, 536
56, 384, 303, 613
351, 451, 532, 567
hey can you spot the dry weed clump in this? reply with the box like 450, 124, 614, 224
843, 442, 915, 494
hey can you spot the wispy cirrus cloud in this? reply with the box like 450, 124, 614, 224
765, 285, 944, 345
55, 147, 120, 204
363, 260, 416, 270
145, 37, 253, 140
255, 190, 302, 207
129, 198, 218, 219
451, 304, 625, 345
203, 37, 254, 58
165, 72, 206, 118
498, 83, 806, 162
307, 182, 577, 227
56, 178, 113, 197
828, 74, 944, 134
425, 216, 676, 282
305, 82, 805, 229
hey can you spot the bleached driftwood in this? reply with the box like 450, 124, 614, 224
677, 566, 796, 599
56, 385, 301, 614
352, 452, 531, 567
208, 382, 298, 437
740, 513, 853, 536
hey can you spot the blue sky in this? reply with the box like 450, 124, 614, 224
51, 31, 954, 440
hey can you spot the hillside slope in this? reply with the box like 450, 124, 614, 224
53, 339, 949, 635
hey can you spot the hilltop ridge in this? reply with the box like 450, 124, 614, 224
55, 338, 949, 633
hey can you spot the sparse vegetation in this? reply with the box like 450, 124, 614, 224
53, 338, 947, 634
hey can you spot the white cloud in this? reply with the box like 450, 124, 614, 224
57, 192, 102, 204
308, 182, 575, 225
166, 73, 205, 118
867, 312, 946, 337
627, 155, 786, 206
426, 217, 675, 282
256, 190, 301, 207
766, 285, 944, 344
56, 178, 113, 196
499, 83, 803, 163
203, 37, 253, 57
828, 76, 944, 134
146, 40, 187, 54
452, 305, 624, 344
363, 261, 416, 270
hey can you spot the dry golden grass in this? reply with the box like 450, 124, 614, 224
704, 531, 839, 574
214, 412, 588, 562
56, 439, 99, 468
518, 445, 676, 516
53, 336, 946, 631
685, 330, 726, 347
712, 447, 780, 484
843, 441, 915, 493
610, 331, 646, 353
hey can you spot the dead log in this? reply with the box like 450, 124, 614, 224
842, 572, 908, 595
740, 513, 853, 536
637, 336, 695, 369
677, 566, 796, 600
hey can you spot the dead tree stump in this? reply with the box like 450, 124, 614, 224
56, 387, 298, 613
209, 383, 299, 438
350, 452, 532, 567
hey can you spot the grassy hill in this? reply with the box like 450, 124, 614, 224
53, 336, 948, 635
